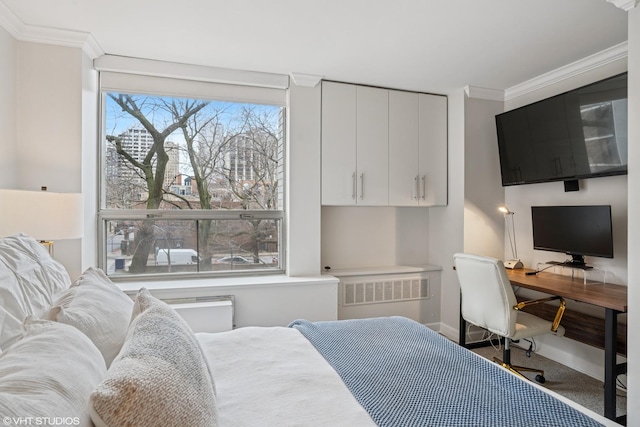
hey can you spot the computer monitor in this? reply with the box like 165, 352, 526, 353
531, 205, 613, 268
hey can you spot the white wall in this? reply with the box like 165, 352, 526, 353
463, 96, 505, 260
626, 5, 639, 425
0, 25, 16, 187
287, 82, 323, 276
15, 42, 87, 278
321, 206, 397, 270
431, 88, 466, 337
395, 207, 430, 265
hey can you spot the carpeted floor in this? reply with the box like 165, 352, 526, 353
471, 343, 627, 418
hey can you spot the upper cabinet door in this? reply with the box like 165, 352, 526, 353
322, 81, 447, 207
389, 90, 420, 206
322, 82, 357, 205
356, 86, 389, 206
419, 94, 447, 206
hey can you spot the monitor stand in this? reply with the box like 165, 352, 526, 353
545, 259, 593, 271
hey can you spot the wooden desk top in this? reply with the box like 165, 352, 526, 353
506, 268, 628, 313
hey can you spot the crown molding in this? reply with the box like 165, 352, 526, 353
464, 85, 504, 101
290, 73, 323, 87
95, 55, 290, 89
0, 1, 103, 58
606, 0, 639, 11
504, 41, 628, 101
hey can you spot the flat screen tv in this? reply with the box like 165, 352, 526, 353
531, 205, 613, 268
496, 73, 628, 186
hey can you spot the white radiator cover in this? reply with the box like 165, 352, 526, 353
169, 297, 234, 333
343, 276, 429, 306
333, 268, 442, 326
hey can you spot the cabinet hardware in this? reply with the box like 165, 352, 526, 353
352, 172, 357, 199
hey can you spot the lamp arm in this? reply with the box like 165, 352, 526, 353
513, 296, 566, 332
510, 213, 518, 260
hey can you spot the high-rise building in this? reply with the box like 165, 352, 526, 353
105, 127, 180, 189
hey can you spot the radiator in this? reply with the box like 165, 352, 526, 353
336, 271, 441, 324
342, 276, 429, 306
165, 296, 234, 333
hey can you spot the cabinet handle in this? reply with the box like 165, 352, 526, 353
414, 176, 419, 200
352, 172, 356, 200
360, 173, 364, 199
421, 175, 426, 200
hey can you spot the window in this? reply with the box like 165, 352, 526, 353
98, 71, 286, 279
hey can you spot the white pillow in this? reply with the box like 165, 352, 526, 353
0, 234, 71, 351
90, 288, 218, 427
0, 316, 106, 427
45, 267, 134, 367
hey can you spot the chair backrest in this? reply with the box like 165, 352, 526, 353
453, 253, 518, 338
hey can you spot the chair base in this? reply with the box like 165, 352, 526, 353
493, 357, 546, 383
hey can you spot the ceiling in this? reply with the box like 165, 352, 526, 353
0, 0, 630, 94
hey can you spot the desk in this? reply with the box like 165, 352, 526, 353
506, 269, 627, 424
459, 268, 628, 424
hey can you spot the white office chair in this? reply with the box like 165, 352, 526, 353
453, 252, 566, 383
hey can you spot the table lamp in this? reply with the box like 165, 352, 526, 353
0, 188, 83, 256
498, 204, 523, 269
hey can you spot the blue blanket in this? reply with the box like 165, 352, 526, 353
289, 317, 602, 427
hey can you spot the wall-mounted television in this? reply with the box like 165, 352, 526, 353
496, 73, 628, 187
531, 205, 613, 268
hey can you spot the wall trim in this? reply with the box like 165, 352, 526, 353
0, 1, 103, 58
95, 55, 290, 90
464, 85, 504, 101
290, 73, 323, 88
606, 0, 639, 11
504, 41, 628, 101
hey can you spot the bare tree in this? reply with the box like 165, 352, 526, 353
107, 94, 208, 273
106, 95, 281, 272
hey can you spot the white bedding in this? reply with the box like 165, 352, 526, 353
197, 327, 376, 427
198, 324, 617, 427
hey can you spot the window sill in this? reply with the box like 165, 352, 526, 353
322, 264, 442, 278
117, 274, 339, 299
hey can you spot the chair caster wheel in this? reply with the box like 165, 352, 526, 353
535, 374, 545, 384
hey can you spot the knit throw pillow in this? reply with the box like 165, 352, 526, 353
89, 288, 218, 427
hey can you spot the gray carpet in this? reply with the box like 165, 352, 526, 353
472, 343, 627, 418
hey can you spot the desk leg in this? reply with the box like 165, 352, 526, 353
604, 308, 622, 423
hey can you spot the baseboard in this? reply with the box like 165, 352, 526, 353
439, 321, 626, 387
436, 321, 490, 343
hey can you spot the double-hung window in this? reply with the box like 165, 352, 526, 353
97, 65, 286, 279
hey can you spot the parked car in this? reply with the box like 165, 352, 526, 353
215, 255, 266, 264
215, 255, 252, 264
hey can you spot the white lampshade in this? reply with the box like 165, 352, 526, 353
0, 189, 83, 240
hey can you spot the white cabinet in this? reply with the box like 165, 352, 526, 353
321, 82, 388, 206
389, 91, 447, 206
322, 81, 446, 207
419, 94, 447, 206
355, 86, 389, 206
321, 82, 356, 205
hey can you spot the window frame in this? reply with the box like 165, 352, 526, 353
96, 65, 288, 282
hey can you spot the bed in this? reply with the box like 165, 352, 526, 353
0, 234, 616, 427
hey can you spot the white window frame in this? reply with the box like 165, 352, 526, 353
95, 56, 288, 281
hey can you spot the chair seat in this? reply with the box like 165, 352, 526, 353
513, 311, 565, 340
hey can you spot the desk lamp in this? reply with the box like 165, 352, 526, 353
498, 204, 523, 269
0, 188, 83, 256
